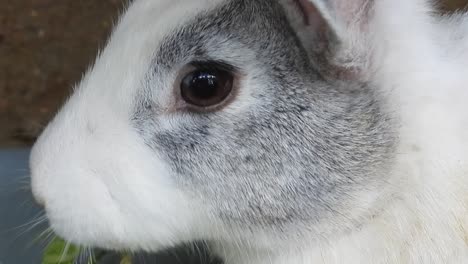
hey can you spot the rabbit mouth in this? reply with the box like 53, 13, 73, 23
43, 186, 206, 253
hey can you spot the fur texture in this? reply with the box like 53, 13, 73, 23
30, 0, 468, 263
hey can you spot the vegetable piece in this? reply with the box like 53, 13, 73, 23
42, 237, 80, 264
120, 254, 132, 264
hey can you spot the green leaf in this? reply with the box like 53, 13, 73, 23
42, 237, 80, 264
120, 254, 132, 264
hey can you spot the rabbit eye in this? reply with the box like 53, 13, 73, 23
180, 66, 234, 108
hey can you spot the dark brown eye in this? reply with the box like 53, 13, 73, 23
180, 68, 233, 108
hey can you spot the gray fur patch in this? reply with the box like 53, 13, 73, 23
133, 0, 396, 234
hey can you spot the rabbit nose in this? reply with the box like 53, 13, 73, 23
30, 176, 46, 208
33, 196, 46, 208
32, 190, 45, 207
30, 153, 48, 209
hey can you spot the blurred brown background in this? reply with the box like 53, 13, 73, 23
0, 0, 467, 147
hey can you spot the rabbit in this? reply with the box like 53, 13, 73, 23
29, 0, 468, 263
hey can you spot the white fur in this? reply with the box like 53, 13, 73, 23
215, 1, 468, 263
30, 0, 468, 263
30, 0, 225, 251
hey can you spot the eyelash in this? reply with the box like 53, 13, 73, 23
189, 60, 237, 73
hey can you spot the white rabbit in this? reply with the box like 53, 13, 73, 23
30, 0, 468, 263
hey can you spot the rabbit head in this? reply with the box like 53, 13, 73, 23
30, 0, 398, 258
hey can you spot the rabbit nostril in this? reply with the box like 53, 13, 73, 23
32, 193, 46, 208
31, 184, 46, 208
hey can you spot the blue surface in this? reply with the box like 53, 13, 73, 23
0, 149, 44, 264
0, 149, 220, 264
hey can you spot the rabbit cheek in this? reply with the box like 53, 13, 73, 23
135, 0, 397, 244
150, 88, 396, 241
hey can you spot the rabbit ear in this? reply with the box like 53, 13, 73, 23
283, 0, 373, 78
290, 0, 373, 41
